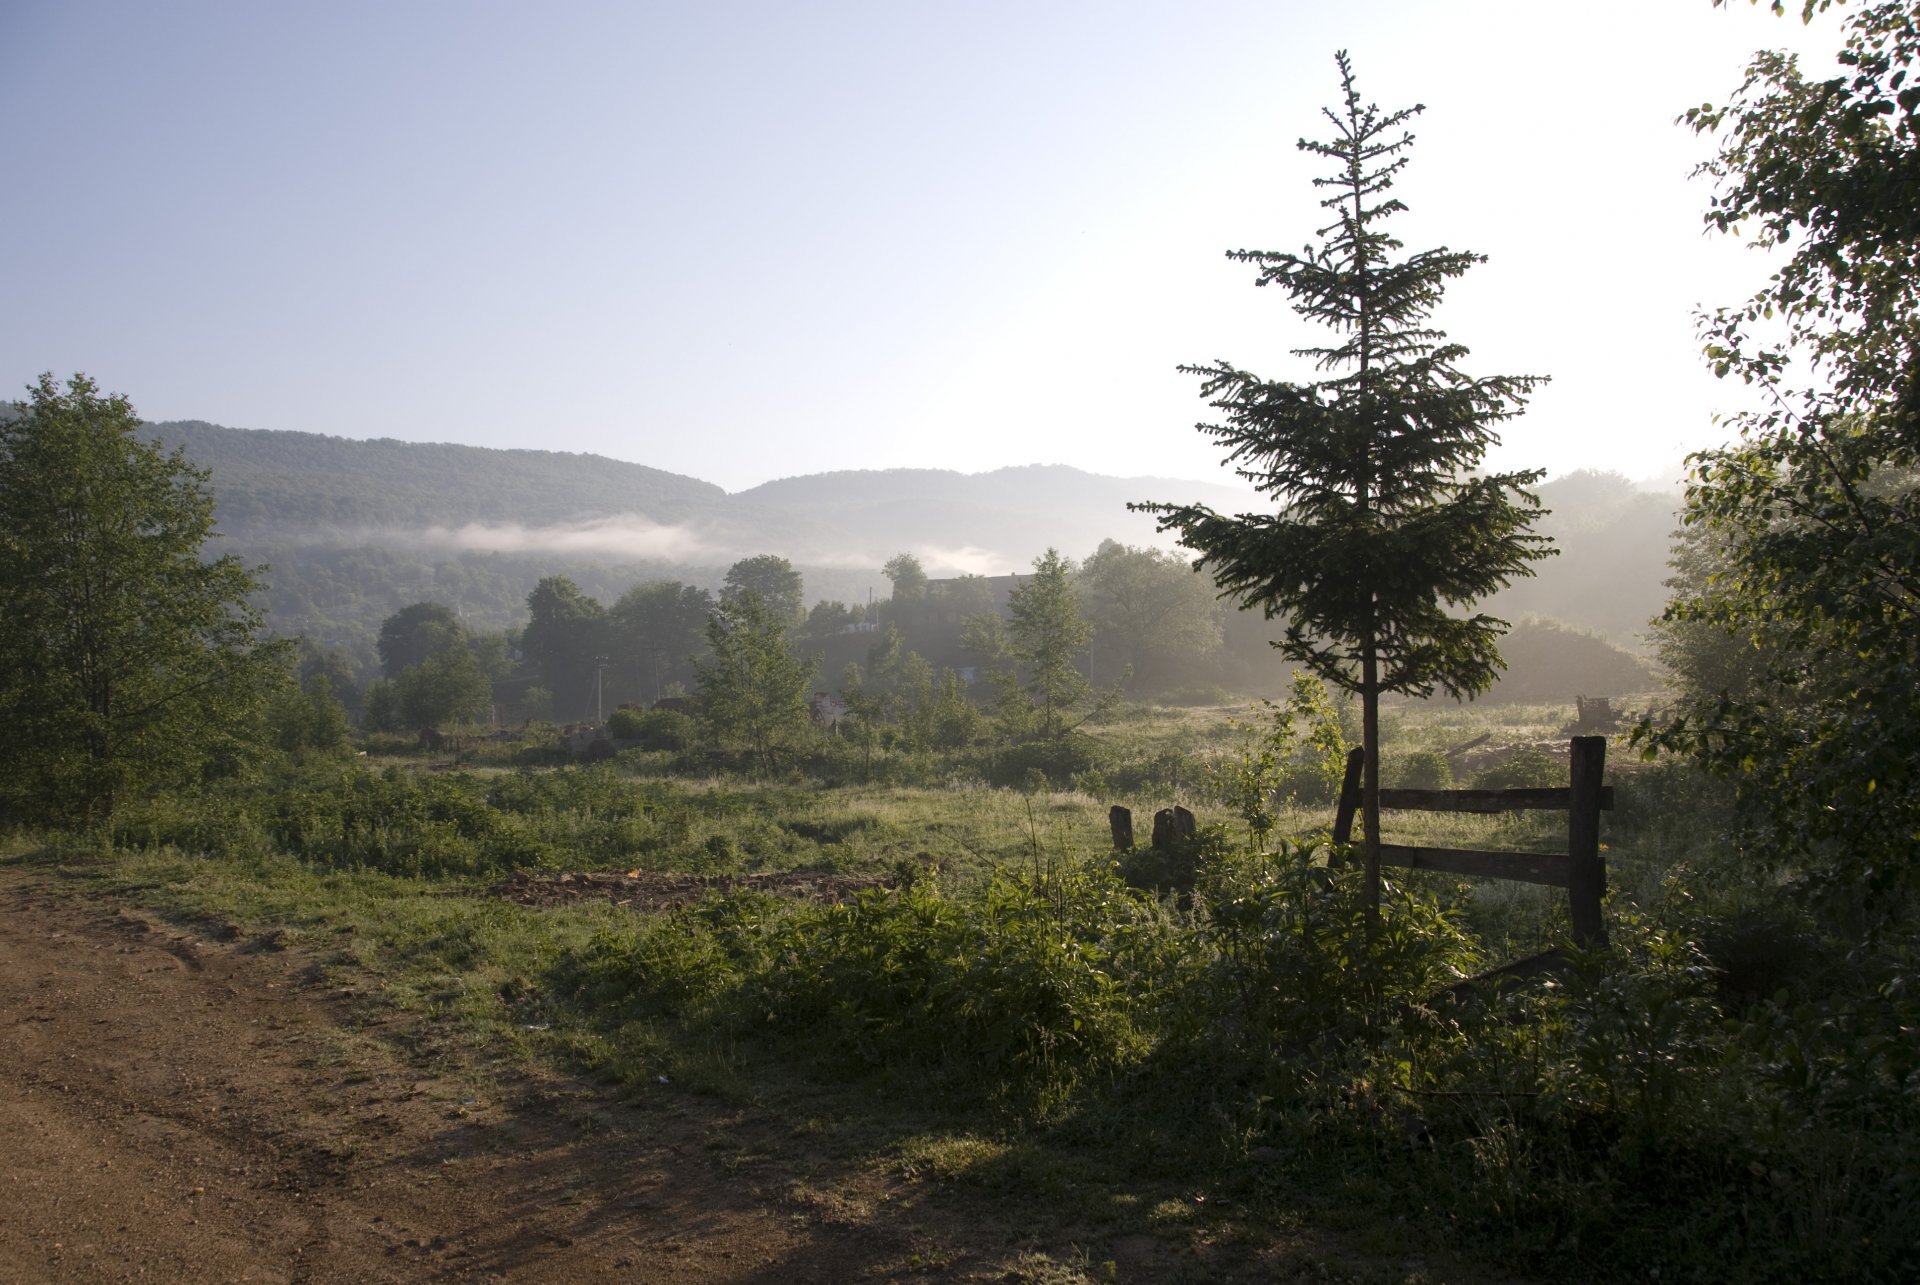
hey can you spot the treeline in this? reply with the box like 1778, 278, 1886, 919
326, 539, 1656, 744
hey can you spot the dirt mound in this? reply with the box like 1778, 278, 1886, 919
489, 868, 891, 911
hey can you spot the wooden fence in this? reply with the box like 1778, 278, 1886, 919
1332, 736, 1612, 947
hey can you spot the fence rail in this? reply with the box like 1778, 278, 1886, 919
1332, 736, 1612, 947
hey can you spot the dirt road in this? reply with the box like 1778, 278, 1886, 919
0, 866, 970, 1284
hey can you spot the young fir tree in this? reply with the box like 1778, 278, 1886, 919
1139, 53, 1553, 920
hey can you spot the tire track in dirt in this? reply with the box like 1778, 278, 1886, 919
0, 866, 939, 1284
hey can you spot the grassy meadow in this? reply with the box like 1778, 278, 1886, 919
11, 689, 1912, 1283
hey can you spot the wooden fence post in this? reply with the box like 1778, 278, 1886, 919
1567, 736, 1608, 948
1330, 747, 1365, 859
1109, 805, 1134, 852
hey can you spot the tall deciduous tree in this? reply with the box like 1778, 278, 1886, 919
376, 601, 465, 678
522, 575, 608, 719
722, 554, 805, 624
612, 580, 712, 703
1007, 548, 1094, 740
695, 591, 816, 770
1138, 55, 1552, 919
1643, 0, 1920, 902
1076, 539, 1222, 691
0, 374, 288, 824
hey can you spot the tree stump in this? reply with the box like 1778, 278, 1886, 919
1151, 806, 1196, 849
1109, 806, 1134, 851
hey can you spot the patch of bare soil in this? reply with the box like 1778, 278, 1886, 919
0, 864, 967, 1283
0, 862, 1497, 1284
488, 869, 889, 912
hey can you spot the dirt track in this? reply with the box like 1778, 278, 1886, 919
0, 866, 956, 1284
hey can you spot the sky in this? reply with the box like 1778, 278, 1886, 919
1, 0, 1841, 495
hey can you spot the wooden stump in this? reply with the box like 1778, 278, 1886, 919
1109, 806, 1134, 851
1151, 806, 1197, 849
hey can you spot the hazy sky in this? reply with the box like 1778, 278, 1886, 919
2, 1, 1837, 494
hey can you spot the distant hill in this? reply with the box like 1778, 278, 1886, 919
140, 421, 1261, 574
129, 421, 1680, 690
1487, 470, 1680, 651
724, 464, 1259, 571
138, 421, 726, 536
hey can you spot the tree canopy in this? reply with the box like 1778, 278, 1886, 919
0, 374, 286, 823
722, 555, 805, 624
377, 601, 465, 678
695, 591, 816, 770
1646, 0, 1920, 904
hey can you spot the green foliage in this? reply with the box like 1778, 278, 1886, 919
608, 706, 694, 750
882, 551, 928, 606
840, 626, 981, 769
267, 672, 354, 757
1208, 673, 1349, 848
392, 645, 494, 730
1137, 55, 1550, 707
604, 706, 647, 740
1008, 549, 1095, 739
376, 601, 464, 678
964, 548, 1110, 746
1469, 747, 1562, 790
721, 554, 805, 623
756, 861, 1152, 1119
1175, 841, 1478, 1067
1136, 56, 1550, 915
1644, 1, 1920, 905
0, 374, 288, 825
1389, 750, 1452, 790
1075, 539, 1222, 692
523, 576, 609, 721
611, 580, 712, 704
695, 591, 817, 770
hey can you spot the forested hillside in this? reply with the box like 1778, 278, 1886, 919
139, 420, 1679, 665
137, 420, 726, 535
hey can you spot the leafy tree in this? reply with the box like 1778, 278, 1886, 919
393, 645, 493, 730
695, 592, 817, 770
798, 599, 860, 648
882, 551, 929, 632
267, 671, 353, 756
1137, 55, 1552, 919
1642, 0, 1920, 902
611, 580, 712, 703
376, 601, 464, 678
840, 624, 979, 760
722, 554, 805, 624
925, 574, 996, 637
1076, 539, 1223, 691
0, 374, 287, 824
1006, 549, 1097, 739
523, 575, 608, 719
363, 678, 400, 733
298, 644, 363, 716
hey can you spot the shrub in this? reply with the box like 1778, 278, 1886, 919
1390, 749, 1453, 790
1472, 747, 1563, 790
754, 863, 1150, 1119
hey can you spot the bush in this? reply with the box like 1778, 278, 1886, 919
1390, 750, 1453, 790
755, 862, 1152, 1119
605, 706, 648, 740
1472, 747, 1563, 790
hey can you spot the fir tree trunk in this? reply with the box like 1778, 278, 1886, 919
1361, 642, 1382, 929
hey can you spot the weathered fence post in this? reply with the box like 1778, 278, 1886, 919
1109, 805, 1134, 852
1567, 735, 1608, 949
1150, 806, 1197, 849
1330, 746, 1365, 859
